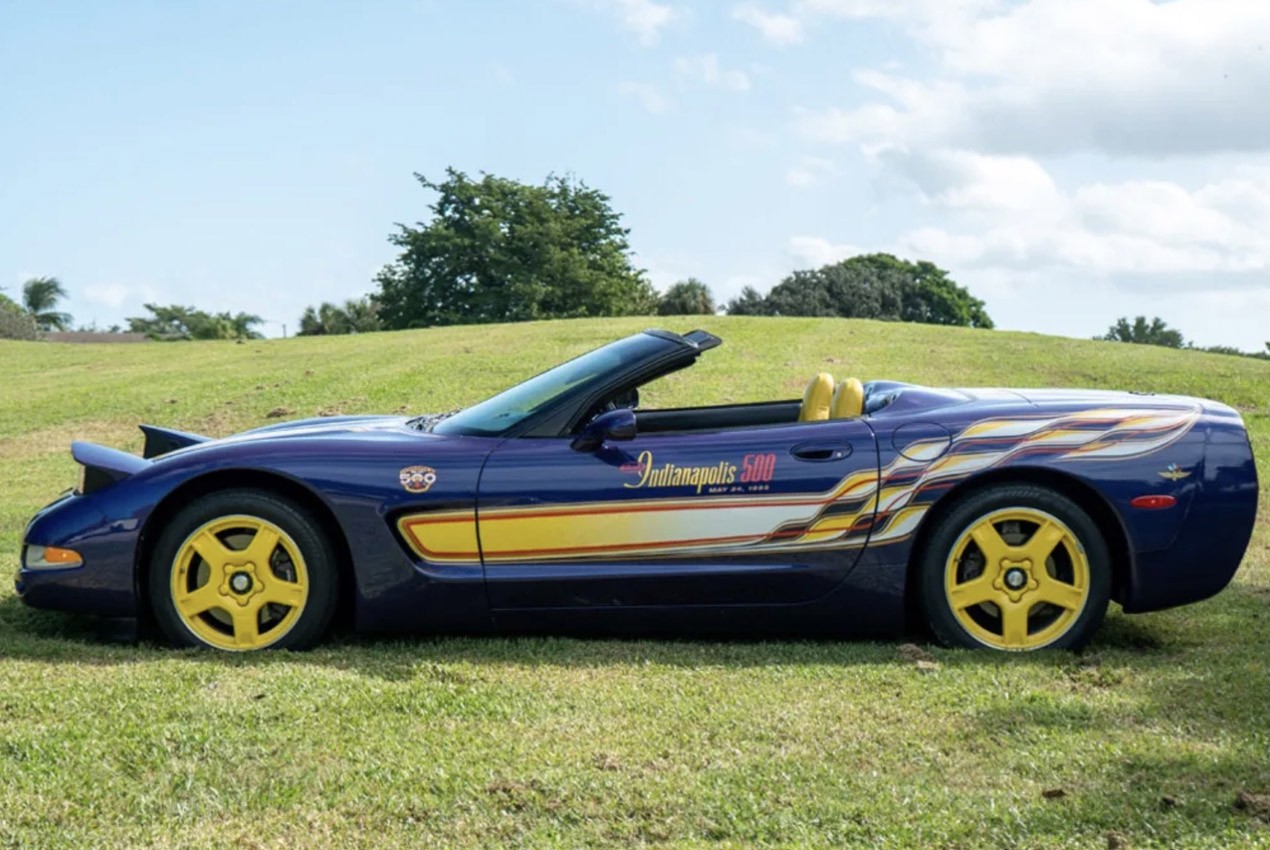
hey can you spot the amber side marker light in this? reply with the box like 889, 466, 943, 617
1130, 495, 1178, 510
22, 545, 84, 570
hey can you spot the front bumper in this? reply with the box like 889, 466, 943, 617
17, 493, 142, 619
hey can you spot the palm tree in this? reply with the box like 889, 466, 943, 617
296, 297, 382, 335
225, 311, 264, 340
22, 276, 73, 331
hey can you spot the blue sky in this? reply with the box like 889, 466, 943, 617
3, 0, 1268, 349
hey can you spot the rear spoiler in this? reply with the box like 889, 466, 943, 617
69, 427, 210, 495
139, 424, 211, 459
71, 441, 150, 493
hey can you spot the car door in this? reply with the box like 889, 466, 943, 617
476, 418, 880, 608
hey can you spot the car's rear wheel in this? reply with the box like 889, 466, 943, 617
918, 484, 1111, 651
148, 490, 338, 651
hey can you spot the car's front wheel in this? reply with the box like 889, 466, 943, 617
148, 490, 338, 651
918, 484, 1111, 651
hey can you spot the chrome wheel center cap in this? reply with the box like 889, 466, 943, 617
229, 572, 253, 594
1004, 568, 1028, 590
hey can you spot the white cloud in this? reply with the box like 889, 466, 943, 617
875, 148, 1060, 212
674, 54, 751, 91
799, 0, 1004, 46
794, 74, 967, 147
586, 0, 677, 45
732, 3, 804, 46
787, 235, 862, 267
779, 0, 1270, 353
785, 155, 841, 187
796, 0, 1270, 157
618, 81, 672, 113
880, 155, 1270, 276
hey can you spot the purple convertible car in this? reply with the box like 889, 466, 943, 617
17, 329, 1259, 652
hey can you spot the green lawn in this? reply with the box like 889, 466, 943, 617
1, 317, 1267, 849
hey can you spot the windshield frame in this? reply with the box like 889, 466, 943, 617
431, 331, 696, 438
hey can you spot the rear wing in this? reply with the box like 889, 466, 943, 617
138, 424, 211, 459
71, 441, 150, 494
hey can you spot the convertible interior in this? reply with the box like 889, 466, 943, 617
601, 372, 870, 435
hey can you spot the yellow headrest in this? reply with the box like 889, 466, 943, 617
799, 372, 835, 422
832, 377, 865, 419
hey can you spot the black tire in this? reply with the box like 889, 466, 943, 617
148, 489, 339, 651
917, 484, 1111, 652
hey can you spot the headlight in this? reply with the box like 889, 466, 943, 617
22, 545, 83, 570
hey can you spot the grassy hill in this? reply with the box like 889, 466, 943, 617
0, 317, 1267, 849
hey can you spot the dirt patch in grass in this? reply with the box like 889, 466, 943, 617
0, 420, 140, 460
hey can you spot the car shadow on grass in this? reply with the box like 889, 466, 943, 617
1, 582, 1261, 674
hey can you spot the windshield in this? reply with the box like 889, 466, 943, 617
432, 333, 673, 437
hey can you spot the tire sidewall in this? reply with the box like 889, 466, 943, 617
148, 489, 338, 651
919, 484, 1111, 651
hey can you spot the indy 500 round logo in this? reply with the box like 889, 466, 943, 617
399, 465, 437, 493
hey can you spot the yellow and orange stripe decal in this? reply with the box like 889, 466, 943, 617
398, 467, 883, 565
396, 405, 1201, 566
398, 510, 482, 565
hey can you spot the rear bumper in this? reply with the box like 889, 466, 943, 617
1121, 416, 1258, 613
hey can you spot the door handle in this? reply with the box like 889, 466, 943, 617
790, 442, 853, 462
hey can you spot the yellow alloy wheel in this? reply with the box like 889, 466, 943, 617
944, 508, 1090, 651
169, 514, 309, 651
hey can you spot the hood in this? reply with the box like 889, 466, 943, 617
145, 413, 446, 461
238, 414, 412, 438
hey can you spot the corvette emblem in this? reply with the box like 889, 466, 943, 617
399, 465, 437, 493
1158, 463, 1191, 482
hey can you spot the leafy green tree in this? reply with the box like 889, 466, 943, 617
126, 304, 263, 341
374, 169, 656, 328
657, 278, 716, 315
1101, 316, 1185, 349
297, 297, 383, 335
725, 286, 769, 316
21, 276, 72, 331
727, 254, 993, 328
0, 291, 39, 340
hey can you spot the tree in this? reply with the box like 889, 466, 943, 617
1101, 316, 1185, 349
297, 297, 383, 335
374, 169, 656, 328
725, 286, 769, 316
222, 311, 264, 340
0, 291, 38, 340
657, 278, 716, 315
21, 276, 72, 331
725, 254, 994, 328
126, 304, 263, 341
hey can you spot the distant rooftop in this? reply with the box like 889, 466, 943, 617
44, 331, 151, 344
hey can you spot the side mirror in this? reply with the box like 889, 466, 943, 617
571, 408, 637, 452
